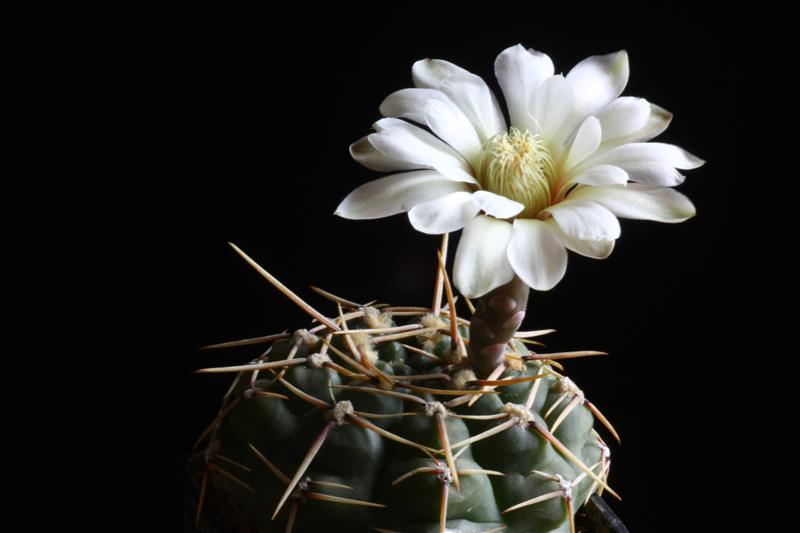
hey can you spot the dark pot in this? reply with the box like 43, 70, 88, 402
574, 495, 629, 533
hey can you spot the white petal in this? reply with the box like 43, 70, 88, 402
529, 75, 575, 142
582, 142, 705, 186
494, 44, 554, 131
368, 118, 478, 184
598, 142, 705, 169
635, 104, 672, 141
600, 103, 673, 150
595, 97, 651, 144
566, 51, 630, 117
507, 219, 567, 291
370, 118, 464, 167
350, 136, 409, 172
408, 191, 481, 235
546, 219, 615, 259
544, 199, 621, 241
380, 89, 482, 162
569, 183, 696, 222
617, 162, 687, 186
433, 165, 478, 184
423, 98, 483, 162
564, 116, 602, 171
335, 170, 469, 219
470, 190, 524, 219
568, 165, 629, 187
379, 88, 451, 124
453, 215, 515, 298
412, 58, 506, 141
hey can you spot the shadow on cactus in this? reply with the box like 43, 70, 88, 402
189, 44, 701, 532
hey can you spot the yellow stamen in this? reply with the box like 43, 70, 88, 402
475, 128, 555, 218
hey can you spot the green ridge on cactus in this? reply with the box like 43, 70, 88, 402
189, 245, 615, 533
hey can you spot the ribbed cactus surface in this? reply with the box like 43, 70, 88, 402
191, 283, 616, 533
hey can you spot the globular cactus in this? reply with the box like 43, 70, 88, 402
190, 43, 702, 532
189, 244, 617, 533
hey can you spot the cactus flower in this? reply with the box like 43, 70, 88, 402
336, 45, 704, 297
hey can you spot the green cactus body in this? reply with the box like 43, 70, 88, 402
191, 306, 614, 533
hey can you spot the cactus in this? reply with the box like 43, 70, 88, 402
189, 243, 616, 533
190, 44, 702, 532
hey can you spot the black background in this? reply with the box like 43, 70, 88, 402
2, 4, 787, 532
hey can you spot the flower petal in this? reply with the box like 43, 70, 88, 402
580, 142, 705, 186
566, 50, 629, 117
453, 215, 515, 298
529, 74, 575, 147
507, 219, 567, 291
569, 183, 696, 222
380, 88, 451, 124
408, 191, 481, 234
564, 116, 602, 171
380, 89, 482, 162
568, 165, 629, 187
370, 118, 465, 167
546, 219, 615, 259
335, 170, 469, 219
350, 136, 410, 172
544, 199, 621, 241
595, 97, 651, 144
635, 104, 673, 141
367, 118, 478, 184
423, 98, 483, 162
471, 190, 524, 219
617, 162, 687, 186
599, 103, 673, 150
494, 44, 554, 131
412, 58, 506, 141
592, 142, 705, 169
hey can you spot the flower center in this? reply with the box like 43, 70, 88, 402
475, 128, 555, 218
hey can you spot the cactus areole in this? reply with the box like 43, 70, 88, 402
191, 45, 701, 532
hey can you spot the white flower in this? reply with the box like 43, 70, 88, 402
336, 45, 704, 298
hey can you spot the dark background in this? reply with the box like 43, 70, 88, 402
2, 4, 786, 532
